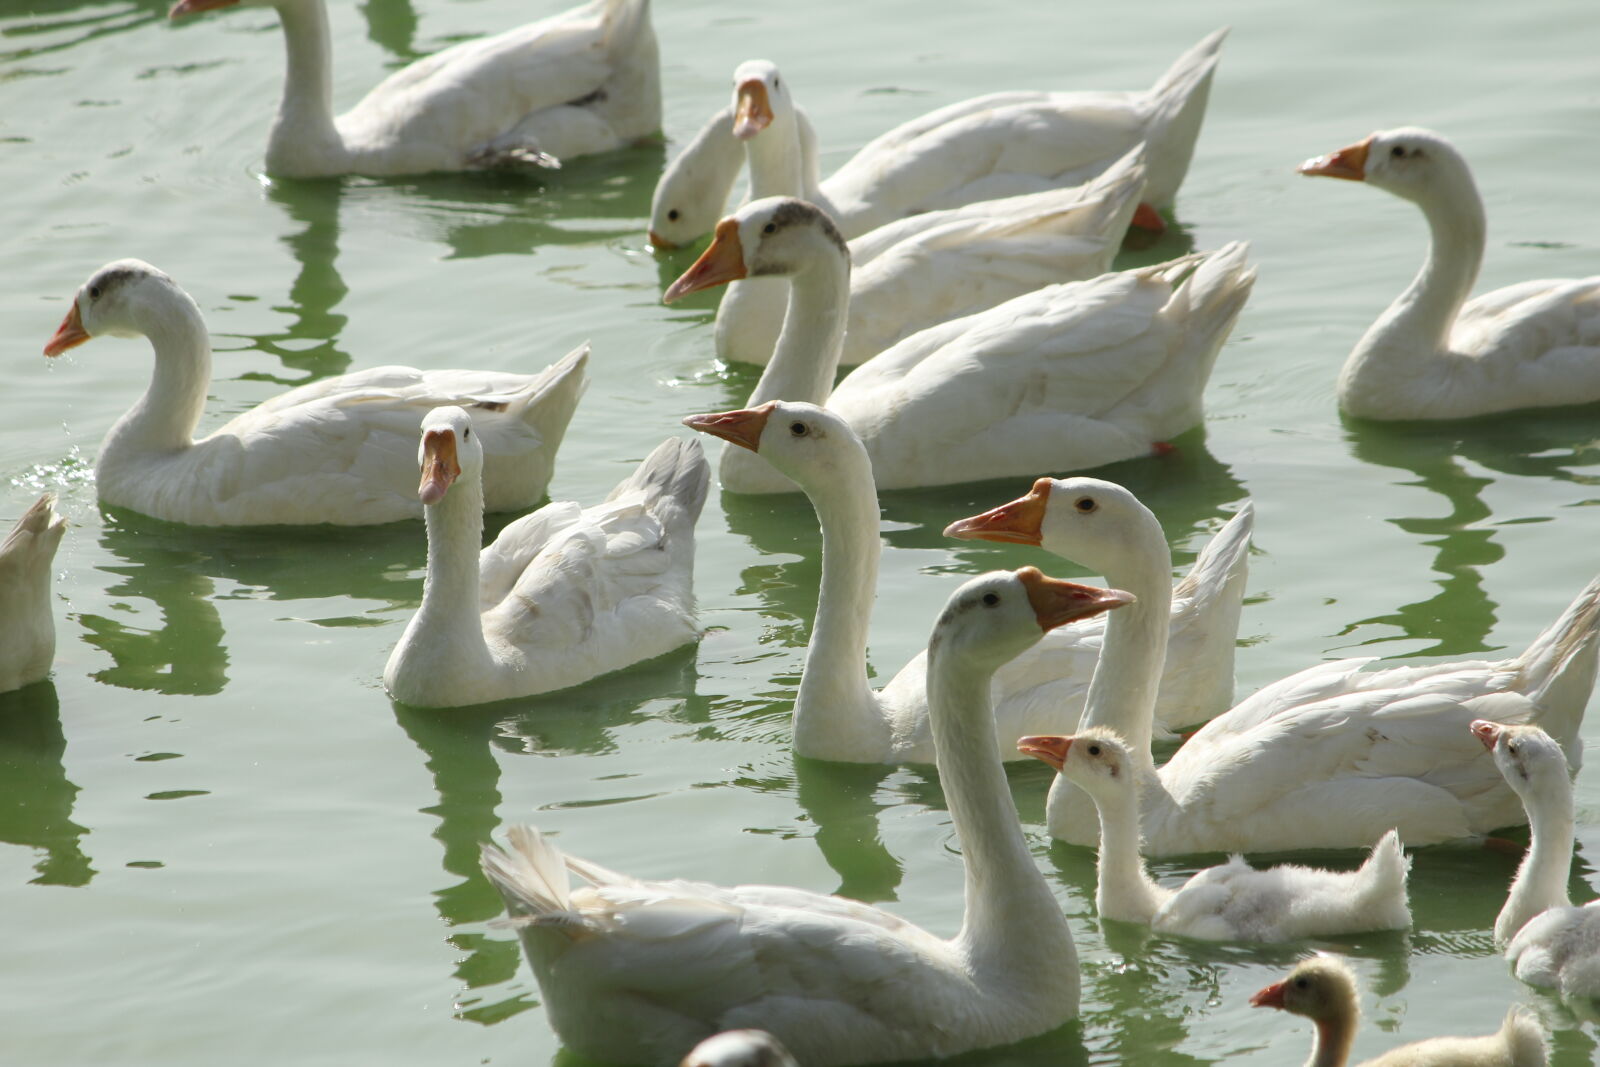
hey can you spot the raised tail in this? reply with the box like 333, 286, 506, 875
1496, 1005, 1550, 1066
606, 436, 711, 537
1353, 829, 1413, 931
0, 493, 67, 570
516, 343, 590, 457
1140, 27, 1228, 206
480, 825, 576, 923
1514, 573, 1600, 761
1142, 241, 1256, 431
1160, 500, 1254, 726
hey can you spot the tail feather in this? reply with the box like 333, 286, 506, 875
1496, 1005, 1549, 1066
606, 437, 711, 535
1152, 241, 1256, 416
1515, 573, 1600, 757
1141, 27, 1228, 205
480, 825, 574, 918
0, 493, 67, 569
1172, 500, 1253, 603
1355, 829, 1412, 920
514, 342, 590, 450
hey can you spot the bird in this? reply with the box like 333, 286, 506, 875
1299, 127, 1600, 420
680, 1031, 798, 1067
168, 0, 660, 177
43, 259, 587, 526
1019, 727, 1411, 941
478, 568, 1133, 1064
663, 197, 1253, 494
1251, 954, 1547, 1066
384, 407, 707, 707
0, 495, 68, 694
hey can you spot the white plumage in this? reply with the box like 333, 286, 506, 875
0, 495, 68, 694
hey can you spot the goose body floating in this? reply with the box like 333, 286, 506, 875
0, 495, 68, 694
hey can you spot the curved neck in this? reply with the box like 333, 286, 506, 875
266, 0, 344, 171
744, 109, 811, 203
927, 641, 1077, 989
101, 291, 213, 464
1083, 780, 1168, 924
414, 477, 491, 656
1078, 538, 1174, 769
1307, 1009, 1357, 1067
792, 451, 890, 759
746, 251, 850, 409
1495, 774, 1575, 946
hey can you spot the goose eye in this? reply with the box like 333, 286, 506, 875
463, 427, 471, 440
789, 421, 808, 437
1294, 977, 1309, 990
88, 285, 102, 300
772, 77, 780, 90
981, 592, 1000, 606
1087, 744, 1101, 757
1074, 496, 1096, 513
763, 222, 777, 235
1390, 145, 1405, 159
667, 209, 680, 222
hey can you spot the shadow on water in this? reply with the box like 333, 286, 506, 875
1340, 407, 1600, 657
0, 681, 93, 888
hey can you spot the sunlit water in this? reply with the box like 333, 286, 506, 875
3, 0, 1599, 1063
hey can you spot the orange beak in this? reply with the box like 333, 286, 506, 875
1470, 719, 1502, 752
647, 230, 676, 251
944, 478, 1053, 546
1016, 566, 1134, 632
1016, 734, 1072, 771
418, 429, 461, 505
1298, 136, 1372, 182
663, 218, 747, 303
732, 79, 774, 140
682, 403, 775, 453
169, 0, 239, 17
43, 303, 90, 357
1249, 980, 1289, 1010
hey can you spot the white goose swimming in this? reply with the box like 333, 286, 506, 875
169, 0, 660, 177
1474, 719, 1600, 1004
646, 30, 1227, 247
1020, 728, 1410, 941
947, 476, 1252, 734
1299, 127, 1600, 420
950, 476, 1600, 854
664, 197, 1254, 494
480, 568, 1131, 1064
0, 495, 68, 694
384, 408, 707, 707
44, 260, 587, 526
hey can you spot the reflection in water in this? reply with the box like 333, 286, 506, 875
249, 181, 354, 381
0, 682, 93, 887
359, 0, 422, 65
0, 2, 167, 63
792, 757, 902, 902
1343, 410, 1600, 657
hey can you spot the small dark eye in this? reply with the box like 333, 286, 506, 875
763, 222, 777, 235
1074, 496, 1096, 513
1390, 145, 1405, 159
981, 592, 1000, 606
1087, 744, 1101, 757
772, 77, 780, 90
463, 427, 471, 440
88, 285, 101, 300
789, 421, 807, 436
667, 208, 680, 222
1294, 977, 1309, 990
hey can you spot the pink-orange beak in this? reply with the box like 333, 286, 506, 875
43, 303, 90, 357
418, 429, 461, 505
1016, 734, 1072, 772
682, 403, 775, 453
169, 0, 240, 17
1017, 566, 1133, 632
1250, 980, 1288, 1010
944, 478, 1053, 546
1298, 136, 1372, 182
663, 218, 747, 303
1470, 719, 1502, 752
732, 79, 774, 140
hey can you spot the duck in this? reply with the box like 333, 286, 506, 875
680, 1031, 798, 1067
946, 475, 1600, 853
43, 260, 587, 526
1251, 954, 1548, 1067
1018, 728, 1410, 941
0, 495, 68, 694
663, 197, 1254, 494
168, 0, 660, 177
1473, 719, 1600, 1003
946, 475, 1252, 735
479, 568, 1132, 1064
712, 148, 1147, 368
384, 407, 706, 707
1298, 127, 1600, 420
645, 29, 1227, 248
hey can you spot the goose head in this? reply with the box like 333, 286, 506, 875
1250, 953, 1361, 1026
662, 197, 847, 302
730, 59, 797, 142
680, 1031, 798, 1067
1471, 719, 1569, 802
683, 400, 867, 490
945, 476, 1168, 580
416, 406, 484, 506
1298, 127, 1476, 208
931, 568, 1135, 673
44, 259, 190, 356
648, 111, 739, 251
1016, 726, 1132, 796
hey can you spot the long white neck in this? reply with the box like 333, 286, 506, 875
1078, 537, 1174, 772
744, 109, 811, 202
264, 0, 346, 175
98, 289, 214, 476
1494, 770, 1575, 947
1082, 777, 1170, 924
791, 450, 891, 760
1340, 172, 1486, 407
1306, 1007, 1358, 1067
928, 641, 1078, 995
413, 476, 494, 665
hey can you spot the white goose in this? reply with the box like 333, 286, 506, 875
949, 476, 1600, 853
44, 260, 587, 526
1252, 955, 1547, 1067
712, 148, 1147, 368
169, 0, 659, 177
645, 29, 1227, 247
0, 495, 68, 694
1299, 127, 1600, 420
384, 408, 707, 707
479, 568, 1130, 1064
947, 475, 1252, 734
1019, 728, 1410, 941
681, 1031, 798, 1067
664, 197, 1254, 494
1474, 719, 1600, 1003
686, 400, 1147, 762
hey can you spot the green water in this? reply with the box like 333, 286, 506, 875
3, 0, 1599, 1063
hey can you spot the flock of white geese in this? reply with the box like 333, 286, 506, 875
8, 0, 1600, 1064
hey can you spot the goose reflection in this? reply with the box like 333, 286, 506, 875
246, 181, 354, 381
359, 0, 422, 65
0, 682, 93, 888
